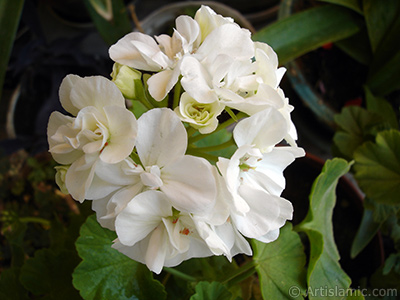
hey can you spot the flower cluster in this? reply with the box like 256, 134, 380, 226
47, 5, 304, 274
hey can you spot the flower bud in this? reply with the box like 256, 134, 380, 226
55, 165, 70, 194
111, 63, 142, 99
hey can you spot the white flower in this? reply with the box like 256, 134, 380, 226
113, 190, 215, 274
217, 107, 305, 242
194, 5, 235, 43
174, 92, 225, 134
109, 5, 253, 102
180, 39, 299, 142
47, 75, 138, 202
90, 108, 217, 230
109, 14, 200, 101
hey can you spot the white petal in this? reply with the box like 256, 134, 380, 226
99, 105, 138, 164
195, 24, 254, 65
59, 74, 81, 116
70, 76, 126, 111
162, 235, 214, 268
194, 219, 231, 256
147, 66, 181, 101
233, 107, 287, 151
95, 158, 143, 186
246, 146, 305, 195
161, 155, 217, 215
195, 5, 229, 42
145, 225, 170, 274
115, 190, 171, 246
86, 173, 122, 200
92, 195, 116, 230
136, 108, 187, 167
254, 41, 279, 69
103, 182, 144, 219
47, 111, 82, 165
175, 15, 200, 51
232, 185, 293, 239
109, 32, 164, 71
197, 166, 230, 225
255, 229, 280, 243
65, 154, 98, 202
180, 56, 218, 104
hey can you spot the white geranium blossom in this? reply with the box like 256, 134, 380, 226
109, 5, 253, 101
113, 190, 215, 274
89, 108, 217, 231
47, 75, 138, 202
180, 39, 299, 142
217, 107, 305, 242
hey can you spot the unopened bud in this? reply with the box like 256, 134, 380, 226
111, 63, 142, 99
55, 165, 69, 194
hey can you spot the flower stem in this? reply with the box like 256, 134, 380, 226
221, 260, 257, 287
133, 97, 153, 111
163, 267, 197, 282
172, 80, 182, 109
188, 112, 247, 144
186, 126, 197, 138
188, 138, 235, 153
185, 148, 219, 163
19, 217, 50, 227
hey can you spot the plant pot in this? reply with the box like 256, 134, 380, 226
139, 1, 256, 36
281, 153, 384, 286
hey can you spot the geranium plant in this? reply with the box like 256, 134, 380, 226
1, 1, 399, 300
47, 4, 304, 276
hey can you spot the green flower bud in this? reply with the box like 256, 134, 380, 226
55, 165, 69, 194
111, 63, 142, 99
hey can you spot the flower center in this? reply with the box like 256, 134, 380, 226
239, 149, 262, 172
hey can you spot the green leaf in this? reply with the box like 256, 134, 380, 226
354, 129, 400, 205
364, 86, 398, 130
350, 209, 382, 259
72, 215, 167, 300
297, 158, 353, 300
383, 253, 400, 275
0, 0, 24, 104
1, 218, 27, 268
367, 51, 400, 96
163, 256, 240, 300
253, 222, 307, 300
254, 4, 363, 64
335, 28, 372, 65
364, 197, 400, 223
363, 0, 399, 53
87, 0, 112, 20
83, 0, 131, 45
19, 248, 81, 299
0, 267, 29, 300
190, 281, 233, 300
318, 0, 363, 14
333, 106, 384, 160
366, 3, 400, 95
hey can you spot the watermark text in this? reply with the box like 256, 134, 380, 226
288, 285, 398, 298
